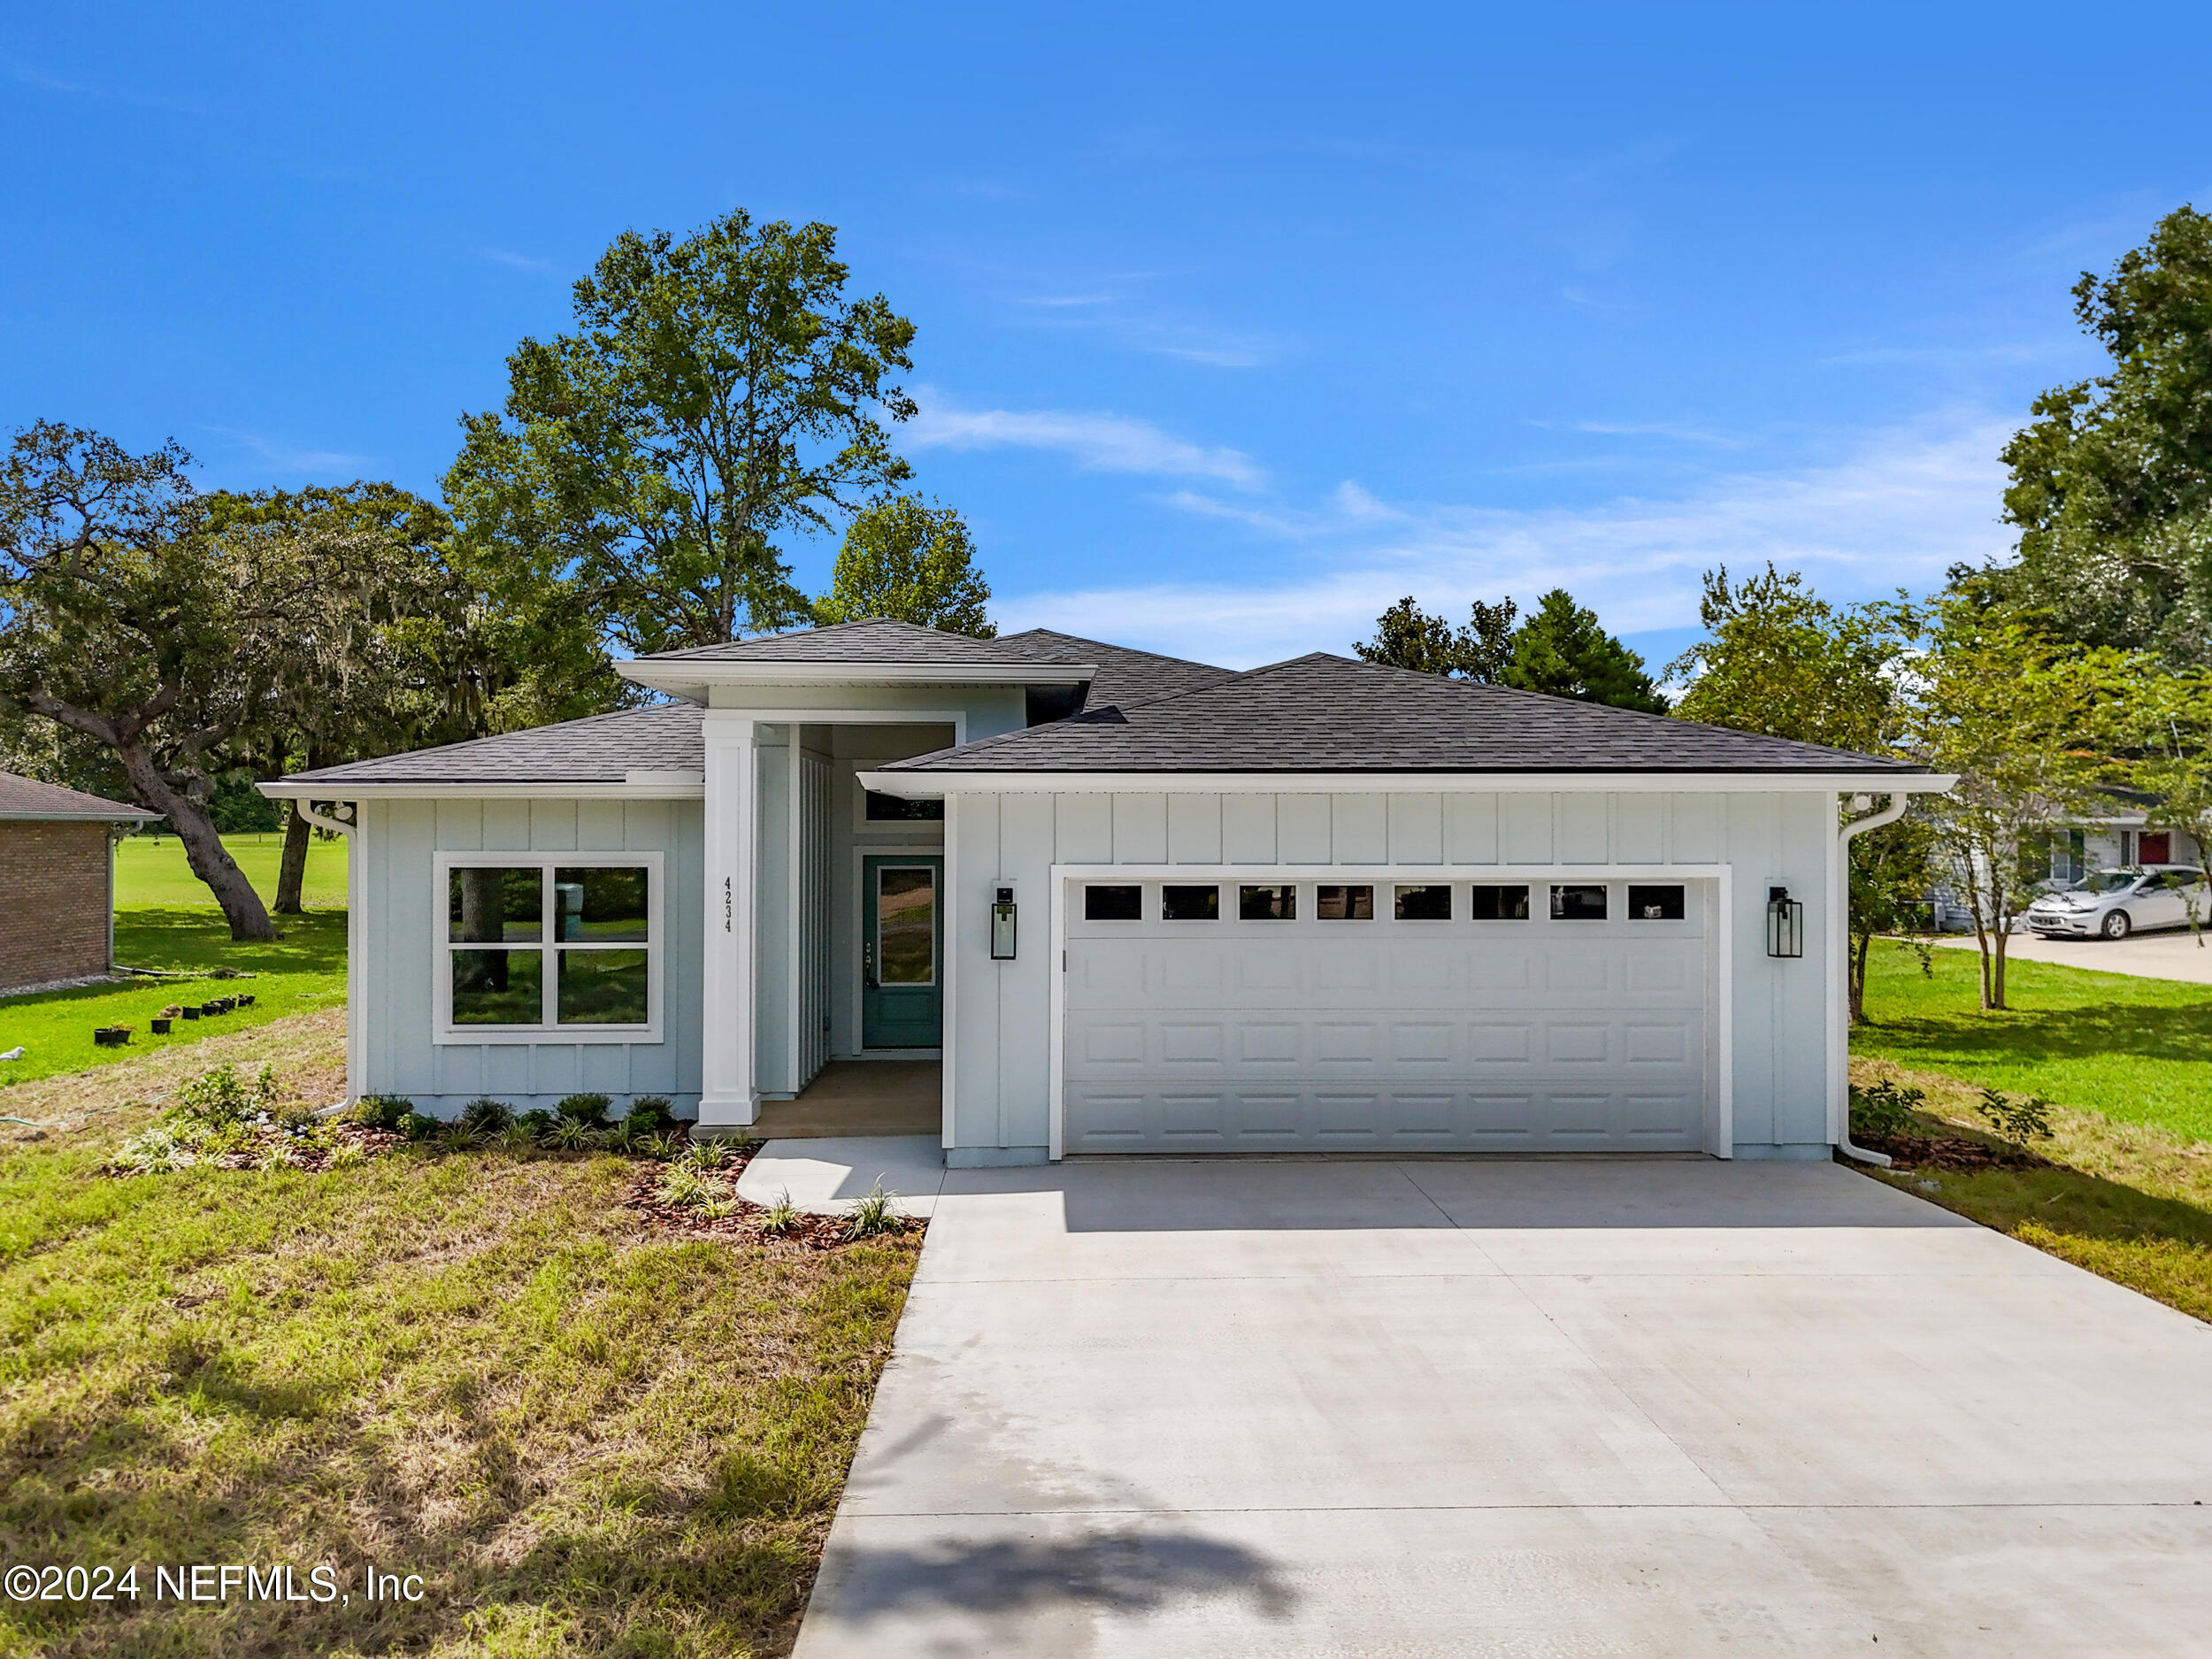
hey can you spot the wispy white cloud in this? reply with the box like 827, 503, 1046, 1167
995, 413, 2015, 668
209, 428, 379, 477
481, 248, 556, 273
1550, 419, 1755, 448
906, 392, 1267, 489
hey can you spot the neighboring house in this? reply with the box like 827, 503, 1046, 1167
0, 772, 161, 994
262, 621, 1950, 1163
1927, 792, 2206, 932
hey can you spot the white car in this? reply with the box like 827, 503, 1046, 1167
2024, 864, 2209, 941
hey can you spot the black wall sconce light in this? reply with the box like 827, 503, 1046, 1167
990, 882, 1018, 960
1766, 885, 1803, 959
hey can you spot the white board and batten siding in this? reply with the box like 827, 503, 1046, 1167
355, 796, 705, 1112
949, 789, 1833, 1164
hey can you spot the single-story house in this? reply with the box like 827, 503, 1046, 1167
262, 621, 1953, 1164
0, 772, 161, 994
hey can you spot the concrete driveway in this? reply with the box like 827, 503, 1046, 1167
795, 1156, 2212, 1658
1932, 926, 2212, 984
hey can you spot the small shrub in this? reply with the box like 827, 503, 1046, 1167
439, 1121, 488, 1152
177, 1064, 280, 1129
680, 1141, 732, 1172
845, 1180, 901, 1239
396, 1111, 441, 1143
1849, 1079, 1925, 1140
546, 1117, 597, 1152
517, 1108, 557, 1136
458, 1096, 514, 1133
497, 1124, 537, 1154
600, 1118, 641, 1154
758, 1188, 799, 1236
1976, 1087, 2055, 1145
556, 1093, 611, 1127
658, 1165, 713, 1209
624, 1096, 679, 1136
350, 1094, 415, 1133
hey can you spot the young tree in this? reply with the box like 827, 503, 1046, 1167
445, 211, 918, 655
1502, 588, 1669, 712
1994, 204, 2212, 665
0, 425, 336, 940
1354, 596, 1517, 681
1908, 593, 2138, 1009
815, 495, 994, 635
2126, 668, 2212, 940
1668, 565, 1932, 1019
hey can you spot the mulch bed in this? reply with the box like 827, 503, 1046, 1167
618, 1160, 926, 1251
1855, 1131, 2052, 1173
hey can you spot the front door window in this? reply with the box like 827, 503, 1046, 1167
877, 866, 937, 985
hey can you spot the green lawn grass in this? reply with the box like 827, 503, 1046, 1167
0, 1013, 919, 1659
1, 833, 349, 1094
117, 830, 348, 910
1853, 940, 2212, 1142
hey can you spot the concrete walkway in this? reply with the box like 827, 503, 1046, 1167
738, 1134, 947, 1218
796, 1156, 2212, 1657
1932, 926, 2212, 984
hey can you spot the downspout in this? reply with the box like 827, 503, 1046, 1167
1832, 792, 1910, 1166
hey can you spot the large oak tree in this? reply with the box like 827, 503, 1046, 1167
446, 211, 919, 654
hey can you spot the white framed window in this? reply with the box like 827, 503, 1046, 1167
433, 851, 664, 1043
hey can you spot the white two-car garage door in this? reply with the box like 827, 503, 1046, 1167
1062, 875, 1713, 1155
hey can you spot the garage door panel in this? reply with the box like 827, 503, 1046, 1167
1063, 879, 1709, 1154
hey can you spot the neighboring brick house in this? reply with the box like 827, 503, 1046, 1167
0, 772, 160, 994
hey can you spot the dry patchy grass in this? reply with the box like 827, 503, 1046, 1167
1849, 1053, 2212, 1324
0, 1013, 920, 1659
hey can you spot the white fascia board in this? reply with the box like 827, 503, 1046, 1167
856, 769, 1958, 797
618, 660, 1096, 697
257, 780, 704, 801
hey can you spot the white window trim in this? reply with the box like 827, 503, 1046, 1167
433, 850, 664, 1045
1048, 862, 1736, 1163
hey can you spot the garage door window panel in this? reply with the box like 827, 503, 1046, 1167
1239, 883, 1297, 920
1627, 885, 1686, 921
1468, 884, 1531, 921
1550, 883, 1609, 921
1084, 884, 1143, 921
1162, 885, 1220, 921
1394, 884, 1452, 921
1317, 884, 1374, 920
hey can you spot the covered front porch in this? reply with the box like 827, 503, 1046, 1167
749, 1058, 941, 1140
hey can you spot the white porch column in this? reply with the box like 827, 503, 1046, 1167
699, 711, 757, 1126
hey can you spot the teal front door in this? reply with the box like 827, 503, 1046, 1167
862, 856, 943, 1048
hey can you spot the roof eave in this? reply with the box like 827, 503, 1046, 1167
258, 779, 705, 801
618, 659, 1097, 701
0, 808, 163, 822
859, 768, 1955, 797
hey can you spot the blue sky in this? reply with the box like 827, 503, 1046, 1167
5, 4, 2209, 671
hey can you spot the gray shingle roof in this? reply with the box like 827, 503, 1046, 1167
283, 704, 706, 786
883, 653, 1929, 775
0, 771, 159, 819
990, 628, 1237, 708
638, 618, 1067, 666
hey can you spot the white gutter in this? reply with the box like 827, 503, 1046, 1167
1832, 791, 1913, 1167
861, 768, 1959, 797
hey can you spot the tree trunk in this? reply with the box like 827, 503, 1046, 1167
1849, 927, 1871, 1024
113, 741, 276, 941
274, 802, 311, 914
1991, 930, 2008, 1010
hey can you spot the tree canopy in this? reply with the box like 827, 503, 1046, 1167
445, 211, 919, 656
1353, 589, 1662, 710
1500, 589, 1668, 712
1994, 204, 2212, 665
815, 495, 994, 635
1354, 595, 1517, 681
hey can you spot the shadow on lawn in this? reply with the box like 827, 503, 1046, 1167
113, 907, 347, 978
1869, 1002, 2212, 1068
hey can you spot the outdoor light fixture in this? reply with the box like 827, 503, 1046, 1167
990, 883, 1018, 960
1766, 885, 1804, 959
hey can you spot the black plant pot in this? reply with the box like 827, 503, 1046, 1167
150, 1018, 172, 1034
201, 1002, 221, 1017
181, 1007, 201, 1020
